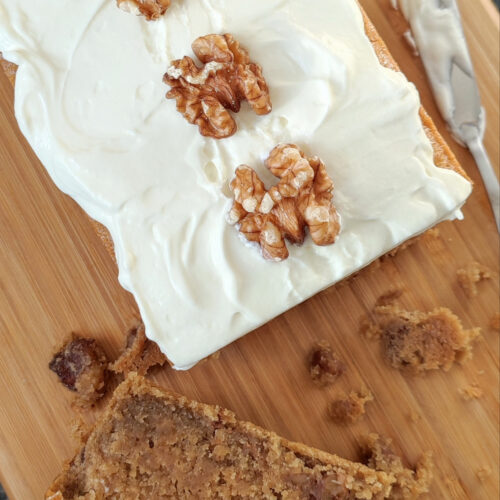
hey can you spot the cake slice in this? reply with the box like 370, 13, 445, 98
0, 1, 472, 369
46, 373, 394, 499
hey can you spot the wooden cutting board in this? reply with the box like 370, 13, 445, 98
0, 0, 498, 498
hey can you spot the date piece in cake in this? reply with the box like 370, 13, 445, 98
110, 322, 167, 376
361, 297, 480, 375
328, 388, 373, 425
309, 340, 346, 387
164, 34, 271, 139
117, 0, 170, 20
361, 434, 433, 500
49, 335, 109, 407
228, 144, 341, 261
45, 373, 394, 499
456, 261, 492, 298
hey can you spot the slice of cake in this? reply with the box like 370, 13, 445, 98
46, 373, 394, 499
0, 0, 472, 368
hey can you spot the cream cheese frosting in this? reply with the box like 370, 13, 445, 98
0, 0, 472, 369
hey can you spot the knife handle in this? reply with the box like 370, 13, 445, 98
467, 136, 500, 233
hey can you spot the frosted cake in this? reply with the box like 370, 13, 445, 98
0, 0, 471, 368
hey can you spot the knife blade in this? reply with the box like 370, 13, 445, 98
449, 59, 500, 231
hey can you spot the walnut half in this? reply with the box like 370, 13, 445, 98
228, 144, 341, 261
117, 0, 171, 20
164, 34, 272, 139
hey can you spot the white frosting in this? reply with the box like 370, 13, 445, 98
395, 0, 485, 144
0, 0, 472, 369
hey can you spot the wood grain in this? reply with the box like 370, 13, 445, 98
0, 1, 498, 498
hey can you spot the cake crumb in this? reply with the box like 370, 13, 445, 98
444, 476, 462, 496
110, 322, 167, 376
359, 315, 383, 341
361, 295, 480, 374
476, 466, 492, 482
408, 410, 422, 424
457, 261, 492, 298
459, 384, 483, 400
425, 227, 440, 239
309, 340, 346, 386
361, 433, 433, 499
49, 335, 109, 408
375, 288, 404, 307
490, 313, 500, 332
477, 369, 485, 376
328, 387, 373, 424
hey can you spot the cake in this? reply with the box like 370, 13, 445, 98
456, 261, 492, 298
309, 340, 346, 387
49, 335, 109, 408
361, 434, 433, 499
110, 322, 167, 376
45, 373, 395, 499
328, 389, 374, 425
0, 1, 472, 368
360, 298, 480, 374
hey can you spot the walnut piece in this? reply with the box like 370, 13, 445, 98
163, 34, 271, 139
117, 0, 171, 20
228, 144, 341, 261
309, 340, 346, 387
49, 335, 109, 408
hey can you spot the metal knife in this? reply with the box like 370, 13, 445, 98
400, 0, 499, 232
449, 53, 500, 233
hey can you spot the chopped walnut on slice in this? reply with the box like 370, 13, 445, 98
49, 335, 109, 408
163, 34, 272, 139
228, 144, 341, 261
117, 0, 171, 20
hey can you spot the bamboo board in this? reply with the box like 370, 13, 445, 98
0, 0, 498, 498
